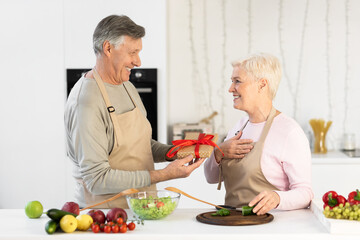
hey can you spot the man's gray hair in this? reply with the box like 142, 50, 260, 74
93, 15, 145, 56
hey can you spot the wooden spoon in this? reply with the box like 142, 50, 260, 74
80, 188, 139, 211
165, 187, 225, 209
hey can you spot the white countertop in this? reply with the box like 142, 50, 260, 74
1, 203, 360, 240
312, 150, 360, 164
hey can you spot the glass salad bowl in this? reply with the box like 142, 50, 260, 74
126, 190, 180, 220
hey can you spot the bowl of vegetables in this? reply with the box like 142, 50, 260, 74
126, 190, 180, 220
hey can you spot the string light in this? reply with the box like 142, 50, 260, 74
278, 0, 309, 120
248, 0, 252, 54
217, 0, 227, 134
325, 0, 333, 120
344, 0, 350, 133
188, 0, 207, 114
203, 0, 214, 114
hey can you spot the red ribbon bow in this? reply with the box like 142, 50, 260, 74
166, 133, 224, 159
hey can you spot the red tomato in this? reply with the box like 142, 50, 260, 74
120, 224, 127, 233
91, 224, 100, 233
156, 202, 165, 208
111, 225, 119, 233
99, 223, 105, 232
104, 225, 111, 233
127, 222, 136, 231
107, 221, 115, 226
116, 217, 124, 225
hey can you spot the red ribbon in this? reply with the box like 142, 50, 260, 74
166, 133, 224, 159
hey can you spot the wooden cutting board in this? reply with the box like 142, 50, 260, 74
196, 210, 274, 226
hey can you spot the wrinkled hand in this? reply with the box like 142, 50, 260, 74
165, 155, 205, 178
248, 191, 280, 215
150, 155, 205, 184
214, 131, 253, 163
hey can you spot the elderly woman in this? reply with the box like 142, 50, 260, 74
204, 53, 313, 215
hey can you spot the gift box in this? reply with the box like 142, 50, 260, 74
167, 132, 221, 159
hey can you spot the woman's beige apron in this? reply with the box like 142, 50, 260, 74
218, 107, 279, 207
76, 69, 156, 209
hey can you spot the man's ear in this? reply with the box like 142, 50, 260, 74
102, 40, 112, 57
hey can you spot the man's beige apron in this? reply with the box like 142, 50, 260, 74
218, 107, 279, 207
77, 69, 156, 209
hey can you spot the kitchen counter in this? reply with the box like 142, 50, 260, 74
1, 203, 360, 240
312, 150, 360, 164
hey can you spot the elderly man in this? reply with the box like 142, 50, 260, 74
65, 15, 204, 208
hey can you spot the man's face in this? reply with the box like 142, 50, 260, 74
109, 36, 142, 84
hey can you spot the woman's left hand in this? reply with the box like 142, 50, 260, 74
248, 191, 280, 215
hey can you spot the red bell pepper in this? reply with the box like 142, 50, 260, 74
348, 189, 360, 205
322, 191, 346, 209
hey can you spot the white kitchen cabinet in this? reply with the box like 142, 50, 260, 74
311, 151, 360, 199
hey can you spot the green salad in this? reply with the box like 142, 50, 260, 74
128, 196, 177, 220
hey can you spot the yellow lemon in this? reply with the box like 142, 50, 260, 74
60, 215, 77, 233
76, 214, 93, 231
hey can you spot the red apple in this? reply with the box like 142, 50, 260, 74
106, 208, 127, 222
61, 202, 80, 215
88, 209, 106, 224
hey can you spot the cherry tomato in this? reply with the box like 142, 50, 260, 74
91, 224, 100, 233
99, 223, 105, 232
111, 225, 119, 233
107, 221, 115, 226
127, 222, 136, 231
120, 224, 127, 233
116, 217, 124, 225
104, 225, 111, 233
156, 202, 165, 208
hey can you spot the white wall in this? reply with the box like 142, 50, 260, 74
0, 0, 167, 209
167, 0, 360, 149
0, 0, 65, 209
0, 0, 359, 209
163, 0, 360, 208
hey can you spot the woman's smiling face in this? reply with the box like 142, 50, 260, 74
228, 65, 259, 112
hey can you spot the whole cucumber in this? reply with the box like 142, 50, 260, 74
46, 208, 78, 222
45, 220, 58, 234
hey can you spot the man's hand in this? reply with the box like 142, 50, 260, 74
214, 131, 253, 163
150, 155, 205, 183
248, 191, 280, 215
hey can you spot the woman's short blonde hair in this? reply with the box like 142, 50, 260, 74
232, 53, 282, 99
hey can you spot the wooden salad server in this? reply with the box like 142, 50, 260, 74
165, 187, 225, 209
80, 188, 139, 211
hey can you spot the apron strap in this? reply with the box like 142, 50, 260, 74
258, 107, 277, 143
92, 68, 121, 147
217, 162, 223, 190
122, 84, 137, 108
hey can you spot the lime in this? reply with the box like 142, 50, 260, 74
25, 200, 43, 218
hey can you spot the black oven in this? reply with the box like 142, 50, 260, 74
66, 68, 158, 140
129, 68, 158, 140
